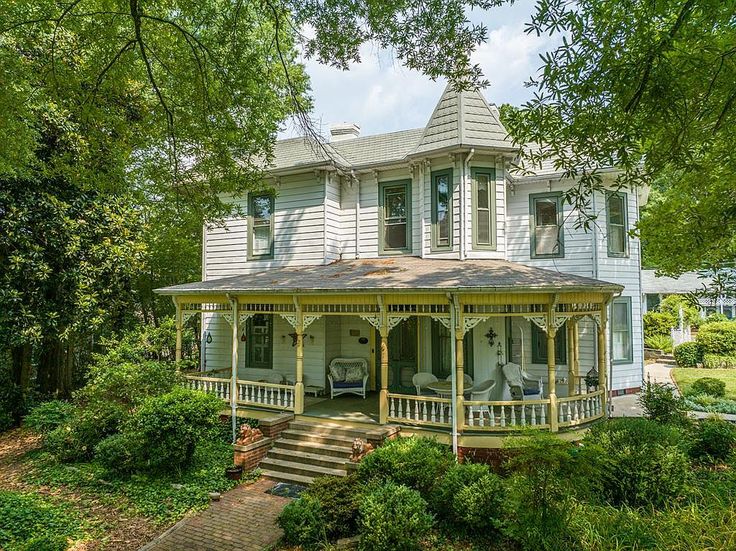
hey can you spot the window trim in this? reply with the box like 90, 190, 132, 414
247, 193, 275, 260
531, 322, 567, 364
430, 168, 453, 251
606, 191, 629, 258
529, 192, 565, 259
610, 296, 634, 364
246, 314, 274, 369
431, 318, 473, 378
471, 167, 497, 250
378, 179, 412, 255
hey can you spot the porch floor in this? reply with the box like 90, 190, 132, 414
303, 392, 380, 424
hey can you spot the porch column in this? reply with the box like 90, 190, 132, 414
229, 298, 239, 442
379, 321, 389, 425
294, 309, 305, 415
455, 328, 465, 435
566, 320, 574, 396
598, 304, 608, 414
174, 299, 182, 363
546, 316, 559, 432
573, 321, 580, 394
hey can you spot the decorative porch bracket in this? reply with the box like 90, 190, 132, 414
359, 314, 411, 332
429, 315, 451, 329
221, 312, 254, 327
279, 313, 322, 331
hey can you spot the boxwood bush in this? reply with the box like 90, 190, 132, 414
302, 475, 362, 541
687, 377, 726, 398
24, 400, 76, 434
696, 321, 736, 356
673, 342, 703, 367
278, 494, 326, 550
703, 354, 736, 369
689, 416, 736, 463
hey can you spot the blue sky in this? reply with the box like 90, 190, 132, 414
280, 0, 554, 139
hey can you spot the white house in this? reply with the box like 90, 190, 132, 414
157, 85, 645, 454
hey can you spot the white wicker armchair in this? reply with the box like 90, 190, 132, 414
328, 358, 369, 399
502, 362, 543, 400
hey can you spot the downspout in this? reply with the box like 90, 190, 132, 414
448, 293, 458, 456
462, 149, 475, 259
226, 293, 239, 442
354, 170, 360, 259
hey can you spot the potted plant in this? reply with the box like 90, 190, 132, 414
225, 464, 243, 480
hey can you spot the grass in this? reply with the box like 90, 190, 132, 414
672, 368, 736, 400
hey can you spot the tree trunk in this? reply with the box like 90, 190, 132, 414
37, 338, 64, 396
11, 345, 32, 389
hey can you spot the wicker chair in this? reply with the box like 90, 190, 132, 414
328, 358, 369, 399
412, 372, 438, 395
502, 362, 543, 400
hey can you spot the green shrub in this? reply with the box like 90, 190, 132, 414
278, 494, 326, 549
684, 395, 736, 415
702, 312, 729, 325
659, 295, 702, 329
584, 418, 690, 508
45, 403, 123, 462
0, 491, 82, 550
696, 321, 736, 356
14, 535, 69, 551
689, 416, 736, 463
96, 388, 222, 473
638, 380, 688, 425
644, 311, 676, 339
673, 341, 703, 367
703, 354, 736, 369
358, 481, 433, 551
644, 334, 673, 353
0, 370, 27, 432
687, 377, 726, 398
357, 437, 453, 498
303, 475, 362, 540
24, 401, 76, 434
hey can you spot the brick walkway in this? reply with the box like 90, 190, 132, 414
140, 479, 291, 551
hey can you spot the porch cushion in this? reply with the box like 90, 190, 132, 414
344, 364, 364, 382
523, 388, 540, 396
332, 381, 363, 388
329, 364, 346, 382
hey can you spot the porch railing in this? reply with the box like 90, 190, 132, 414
557, 389, 604, 428
387, 393, 453, 428
185, 375, 230, 400
464, 399, 550, 431
184, 374, 295, 412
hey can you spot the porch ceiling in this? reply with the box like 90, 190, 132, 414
155, 257, 622, 296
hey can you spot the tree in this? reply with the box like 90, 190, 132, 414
505, 0, 736, 286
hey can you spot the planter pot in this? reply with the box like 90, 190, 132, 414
225, 466, 243, 480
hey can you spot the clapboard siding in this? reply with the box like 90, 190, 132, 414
324, 173, 342, 262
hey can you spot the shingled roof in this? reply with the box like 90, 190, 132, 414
156, 257, 622, 296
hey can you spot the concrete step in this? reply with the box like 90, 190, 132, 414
267, 447, 350, 470
288, 421, 370, 440
260, 457, 347, 479
261, 469, 315, 486
280, 428, 355, 448
659, 359, 677, 366
275, 438, 353, 458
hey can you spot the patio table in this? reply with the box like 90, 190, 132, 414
425, 381, 473, 398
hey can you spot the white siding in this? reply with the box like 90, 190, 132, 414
324, 173, 342, 262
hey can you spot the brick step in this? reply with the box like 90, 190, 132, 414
280, 429, 355, 448
288, 421, 371, 440
267, 447, 350, 470
260, 457, 347, 480
261, 469, 316, 486
274, 438, 353, 459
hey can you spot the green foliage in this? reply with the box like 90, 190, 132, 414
584, 418, 690, 508
687, 377, 726, 398
704, 354, 736, 369
357, 437, 453, 498
303, 475, 362, 541
638, 380, 688, 425
45, 403, 122, 462
644, 311, 676, 340
0, 491, 83, 550
278, 494, 326, 550
685, 395, 736, 415
0, 372, 26, 432
674, 341, 703, 367
660, 295, 702, 329
689, 417, 736, 464
24, 401, 75, 434
358, 481, 433, 551
645, 334, 673, 353
696, 322, 736, 356
703, 313, 729, 326
96, 388, 222, 474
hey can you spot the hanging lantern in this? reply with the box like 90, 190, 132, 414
206, 332, 212, 344
240, 330, 247, 342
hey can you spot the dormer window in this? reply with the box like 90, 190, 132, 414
379, 180, 411, 254
530, 192, 564, 258
431, 169, 453, 250
248, 193, 274, 260
471, 168, 496, 250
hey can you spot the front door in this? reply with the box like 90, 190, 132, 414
247, 314, 273, 369
377, 317, 418, 393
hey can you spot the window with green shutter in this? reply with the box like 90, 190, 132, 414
248, 194, 274, 260
431, 169, 452, 250
611, 297, 633, 363
379, 180, 411, 254
430, 319, 473, 378
530, 192, 564, 258
606, 192, 628, 257
531, 323, 567, 364
471, 168, 496, 249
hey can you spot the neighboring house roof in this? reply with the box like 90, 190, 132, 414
641, 270, 712, 295
156, 257, 622, 295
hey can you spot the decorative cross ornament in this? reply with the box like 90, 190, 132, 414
485, 327, 497, 347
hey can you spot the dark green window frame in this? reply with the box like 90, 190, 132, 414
606, 191, 629, 258
379, 179, 412, 255
247, 193, 275, 260
430, 169, 453, 251
430, 319, 473, 378
246, 314, 273, 369
471, 167, 497, 250
531, 323, 567, 364
610, 296, 633, 364
529, 192, 565, 258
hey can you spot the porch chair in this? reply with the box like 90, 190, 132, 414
502, 362, 543, 401
466, 379, 496, 422
445, 373, 474, 388
412, 372, 438, 396
328, 357, 369, 399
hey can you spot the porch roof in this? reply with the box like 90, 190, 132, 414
155, 258, 623, 296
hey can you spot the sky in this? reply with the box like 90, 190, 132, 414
279, 0, 555, 139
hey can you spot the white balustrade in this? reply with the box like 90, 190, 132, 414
464, 399, 550, 430
237, 380, 295, 411
185, 375, 230, 400
557, 390, 604, 427
387, 394, 453, 427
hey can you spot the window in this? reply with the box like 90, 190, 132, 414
472, 168, 496, 249
431, 169, 452, 250
248, 194, 274, 259
529, 193, 564, 258
606, 192, 628, 257
611, 297, 633, 364
531, 323, 567, 364
380, 180, 411, 254
247, 314, 273, 369
430, 319, 473, 379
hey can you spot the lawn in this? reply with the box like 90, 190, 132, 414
672, 368, 736, 399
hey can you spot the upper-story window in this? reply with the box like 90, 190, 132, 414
431, 169, 452, 250
379, 180, 411, 254
606, 191, 628, 257
471, 168, 496, 250
529, 192, 564, 258
248, 193, 274, 260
